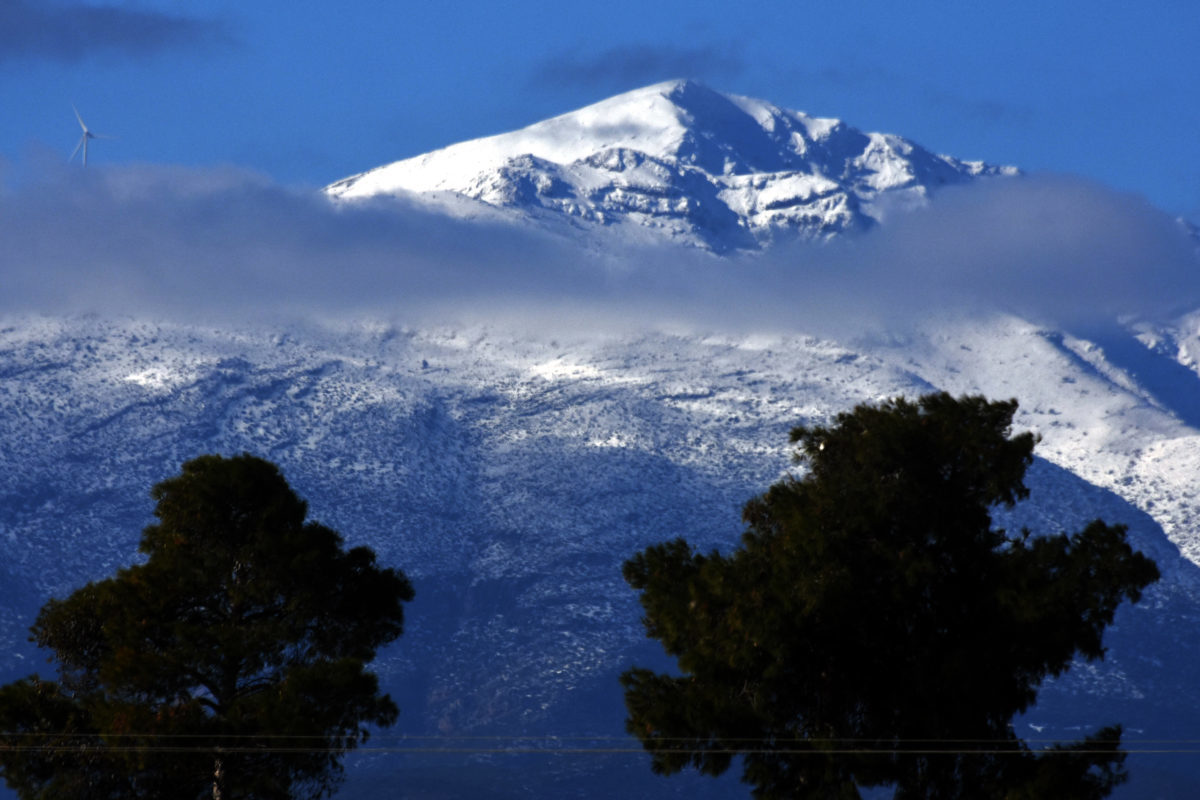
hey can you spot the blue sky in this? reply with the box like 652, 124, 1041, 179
2, 0, 1198, 223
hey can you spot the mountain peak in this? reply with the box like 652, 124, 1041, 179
327, 83, 1016, 251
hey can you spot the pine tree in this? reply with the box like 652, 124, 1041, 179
622, 393, 1159, 799
0, 454, 414, 800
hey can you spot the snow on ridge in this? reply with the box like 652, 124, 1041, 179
326, 80, 1017, 251
328, 81, 700, 197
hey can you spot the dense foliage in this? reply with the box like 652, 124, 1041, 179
622, 393, 1160, 799
0, 454, 414, 800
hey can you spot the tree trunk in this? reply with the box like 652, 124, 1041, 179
213, 752, 224, 800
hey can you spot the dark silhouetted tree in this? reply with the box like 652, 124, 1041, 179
622, 393, 1159, 799
0, 453, 414, 800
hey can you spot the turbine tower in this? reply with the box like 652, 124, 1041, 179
69, 106, 112, 167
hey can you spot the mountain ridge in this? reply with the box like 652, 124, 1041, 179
327, 80, 1017, 251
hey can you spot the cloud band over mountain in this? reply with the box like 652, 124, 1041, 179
1, 164, 1195, 332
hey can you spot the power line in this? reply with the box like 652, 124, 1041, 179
2, 732, 1198, 756
2, 746, 1197, 755
3, 732, 1196, 744
3, 735, 1094, 745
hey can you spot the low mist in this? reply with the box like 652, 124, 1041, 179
1, 162, 1195, 334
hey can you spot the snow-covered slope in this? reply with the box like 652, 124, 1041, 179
327, 80, 1016, 251
3, 312, 1200, 798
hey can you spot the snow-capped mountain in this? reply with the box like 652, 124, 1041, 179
327, 80, 1016, 251
3, 82, 1199, 799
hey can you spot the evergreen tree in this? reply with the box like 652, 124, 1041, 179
0, 454, 414, 800
622, 393, 1159, 799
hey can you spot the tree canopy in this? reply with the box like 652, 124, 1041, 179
0, 453, 414, 800
621, 393, 1160, 799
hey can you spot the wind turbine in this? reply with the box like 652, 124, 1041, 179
69, 106, 113, 167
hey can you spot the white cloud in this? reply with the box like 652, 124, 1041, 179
1, 164, 1196, 334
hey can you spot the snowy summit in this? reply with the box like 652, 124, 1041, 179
327, 80, 1017, 251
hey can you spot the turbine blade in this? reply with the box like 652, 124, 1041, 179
72, 105, 87, 133
70, 135, 85, 162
